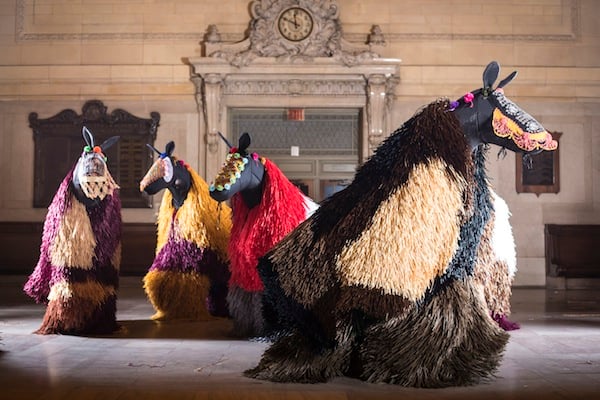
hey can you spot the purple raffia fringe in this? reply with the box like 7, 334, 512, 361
24, 166, 75, 303
24, 165, 122, 303
149, 237, 229, 283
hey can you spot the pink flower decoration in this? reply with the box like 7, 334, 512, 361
251, 152, 259, 161
463, 92, 475, 108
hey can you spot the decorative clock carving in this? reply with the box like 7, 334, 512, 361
206, 0, 384, 67
278, 7, 314, 41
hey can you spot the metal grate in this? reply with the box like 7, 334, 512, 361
229, 108, 359, 156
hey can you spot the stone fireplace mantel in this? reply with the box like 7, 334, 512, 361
187, 0, 401, 180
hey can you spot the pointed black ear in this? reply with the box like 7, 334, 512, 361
146, 143, 162, 155
82, 126, 94, 147
165, 141, 175, 156
100, 136, 120, 151
482, 61, 500, 90
238, 132, 251, 153
217, 131, 234, 149
497, 70, 518, 89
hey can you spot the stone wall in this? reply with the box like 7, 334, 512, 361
0, 0, 598, 286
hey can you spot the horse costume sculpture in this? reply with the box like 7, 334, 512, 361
246, 61, 557, 387
24, 127, 121, 335
139, 141, 232, 320
209, 132, 318, 337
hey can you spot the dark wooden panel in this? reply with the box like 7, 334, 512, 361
0, 222, 156, 276
30, 100, 160, 208
545, 224, 600, 278
121, 223, 157, 276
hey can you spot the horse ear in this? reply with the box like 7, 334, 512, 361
146, 143, 162, 155
100, 136, 120, 152
82, 126, 94, 147
496, 70, 518, 89
482, 61, 500, 90
217, 131, 233, 149
165, 141, 175, 156
238, 132, 251, 153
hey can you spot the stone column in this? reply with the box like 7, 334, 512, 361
191, 73, 224, 181
366, 74, 388, 156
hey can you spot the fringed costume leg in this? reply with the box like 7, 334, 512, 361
143, 166, 231, 321
226, 158, 314, 337
357, 279, 508, 387
474, 190, 520, 330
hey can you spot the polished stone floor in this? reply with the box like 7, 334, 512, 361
1, 275, 599, 400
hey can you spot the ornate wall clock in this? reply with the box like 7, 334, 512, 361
277, 7, 314, 41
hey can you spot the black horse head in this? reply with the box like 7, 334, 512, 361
209, 132, 265, 209
452, 61, 557, 156
72, 126, 120, 207
139, 141, 191, 209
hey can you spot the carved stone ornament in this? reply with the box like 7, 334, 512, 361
189, 0, 401, 179
207, 0, 381, 67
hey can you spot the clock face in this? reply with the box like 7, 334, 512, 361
277, 7, 313, 42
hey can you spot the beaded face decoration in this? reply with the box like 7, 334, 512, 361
450, 61, 557, 154
74, 127, 119, 201
490, 90, 557, 152
210, 150, 263, 193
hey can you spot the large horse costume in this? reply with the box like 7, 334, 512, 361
24, 127, 121, 335
209, 133, 318, 337
139, 141, 231, 320
246, 61, 557, 387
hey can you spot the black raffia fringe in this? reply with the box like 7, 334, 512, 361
357, 278, 508, 387
226, 286, 266, 338
244, 317, 356, 383
421, 145, 492, 306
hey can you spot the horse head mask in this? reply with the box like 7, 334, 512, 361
139, 141, 192, 209
209, 132, 265, 209
72, 126, 119, 207
452, 61, 557, 156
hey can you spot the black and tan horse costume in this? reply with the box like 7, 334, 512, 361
246, 61, 557, 387
24, 127, 121, 335
139, 141, 232, 320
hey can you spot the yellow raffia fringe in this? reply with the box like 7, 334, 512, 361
50, 194, 96, 268
48, 279, 115, 305
143, 269, 213, 320
155, 167, 232, 262
336, 158, 466, 300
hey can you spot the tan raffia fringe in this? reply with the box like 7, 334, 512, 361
337, 159, 466, 300
50, 194, 96, 269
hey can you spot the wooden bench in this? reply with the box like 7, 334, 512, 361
545, 224, 600, 278
0, 222, 156, 276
